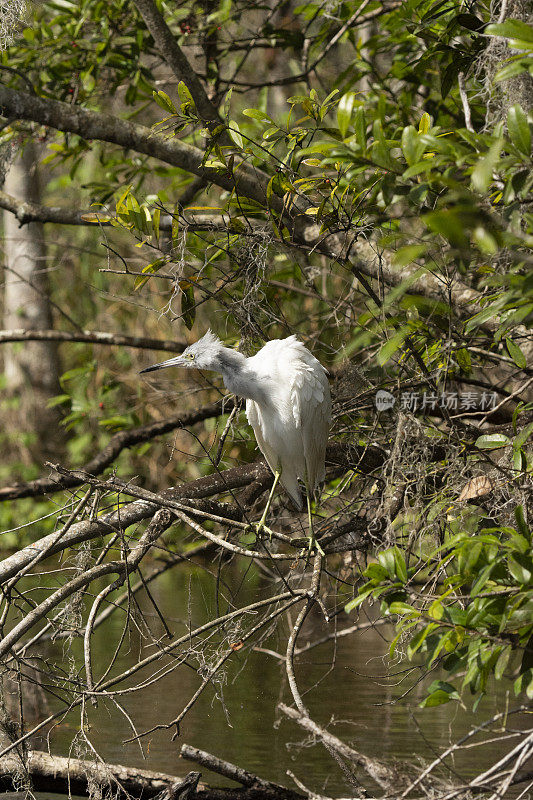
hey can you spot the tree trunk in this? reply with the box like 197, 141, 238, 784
483, 0, 533, 124
2, 140, 62, 461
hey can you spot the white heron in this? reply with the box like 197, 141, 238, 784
140, 331, 331, 549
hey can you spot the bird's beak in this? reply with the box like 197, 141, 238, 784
139, 355, 184, 374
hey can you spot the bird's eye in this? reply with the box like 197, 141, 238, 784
184, 353, 195, 360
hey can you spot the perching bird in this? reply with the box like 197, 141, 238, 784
141, 331, 331, 544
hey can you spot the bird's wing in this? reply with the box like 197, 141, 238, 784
286, 342, 331, 493
246, 400, 280, 475
246, 399, 302, 509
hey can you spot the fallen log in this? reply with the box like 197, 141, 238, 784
0, 748, 306, 800
0, 750, 189, 798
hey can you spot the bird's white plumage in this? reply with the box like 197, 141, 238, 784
141, 331, 331, 510
244, 336, 331, 509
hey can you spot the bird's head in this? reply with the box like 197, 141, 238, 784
140, 330, 224, 374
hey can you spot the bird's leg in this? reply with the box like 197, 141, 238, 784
254, 468, 281, 538
306, 485, 324, 556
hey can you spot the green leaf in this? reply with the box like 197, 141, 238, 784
378, 548, 397, 576
471, 137, 504, 193
475, 433, 511, 449
337, 92, 357, 138
508, 553, 532, 585
420, 690, 452, 708
514, 424, 533, 451
152, 207, 160, 243
153, 90, 177, 114
401, 125, 425, 166
392, 245, 426, 267
377, 329, 408, 366
486, 20, 533, 47
505, 337, 527, 368
354, 107, 366, 151
424, 209, 467, 246
389, 601, 417, 616
495, 646, 511, 680
364, 562, 389, 581
507, 104, 531, 155
46, 394, 71, 408
228, 121, 244, 149
177, 81, 196, 115
471, 563, 496, 596
407, 624, 438, 658
495, 59, 531, 82
418, 112, 431, 134
456, 348, 471, 373
345, 586, 374, 613
81, 71, 95, 92
180, 281, 196, 330
464, 304, 498, 331
428, 599, 444, 620
515, 506, 531, 542
393, 548, 408, 583
243, 108, 272, 122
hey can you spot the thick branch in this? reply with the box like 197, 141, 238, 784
181, 745, 303, 799
2, 88, 517, 339
0, 459, 271, 583
0, 87, 276, 212
0, 748, 302, 800
0, 441, 383, 585
0, 400, 225, 501
0, 327, 186, 352
0, 188, 111, 225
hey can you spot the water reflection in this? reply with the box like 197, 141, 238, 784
34, 556, 521, 796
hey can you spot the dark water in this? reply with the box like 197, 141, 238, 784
33, 556, 522, 796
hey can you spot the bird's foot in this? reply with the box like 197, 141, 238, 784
290, 536, 325, 557
312, 536, 325, 557
246, 521, 275, 540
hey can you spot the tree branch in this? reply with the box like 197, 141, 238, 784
0, 87, 276, 212
278, 703, 403, 792
0, 327, 186, 352
0, 508, 174, 658
0, 749, 198, 799
0, 400, 226, 501
180, 744, 303, 799
0, 459, 271, 583
133, 0, 221, 124
1, 88, 519, 344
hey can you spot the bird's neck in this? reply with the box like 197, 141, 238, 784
217, 348, 267, 405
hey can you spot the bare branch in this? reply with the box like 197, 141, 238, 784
0, 327, 186, 352
0, 749, 194, 798
181, 744, 303, 799
278, 703, 402, 792
0, 399, 226, 501
458, 72, 474, 132
0, 509, 174, 657
0, 459, 272, 582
